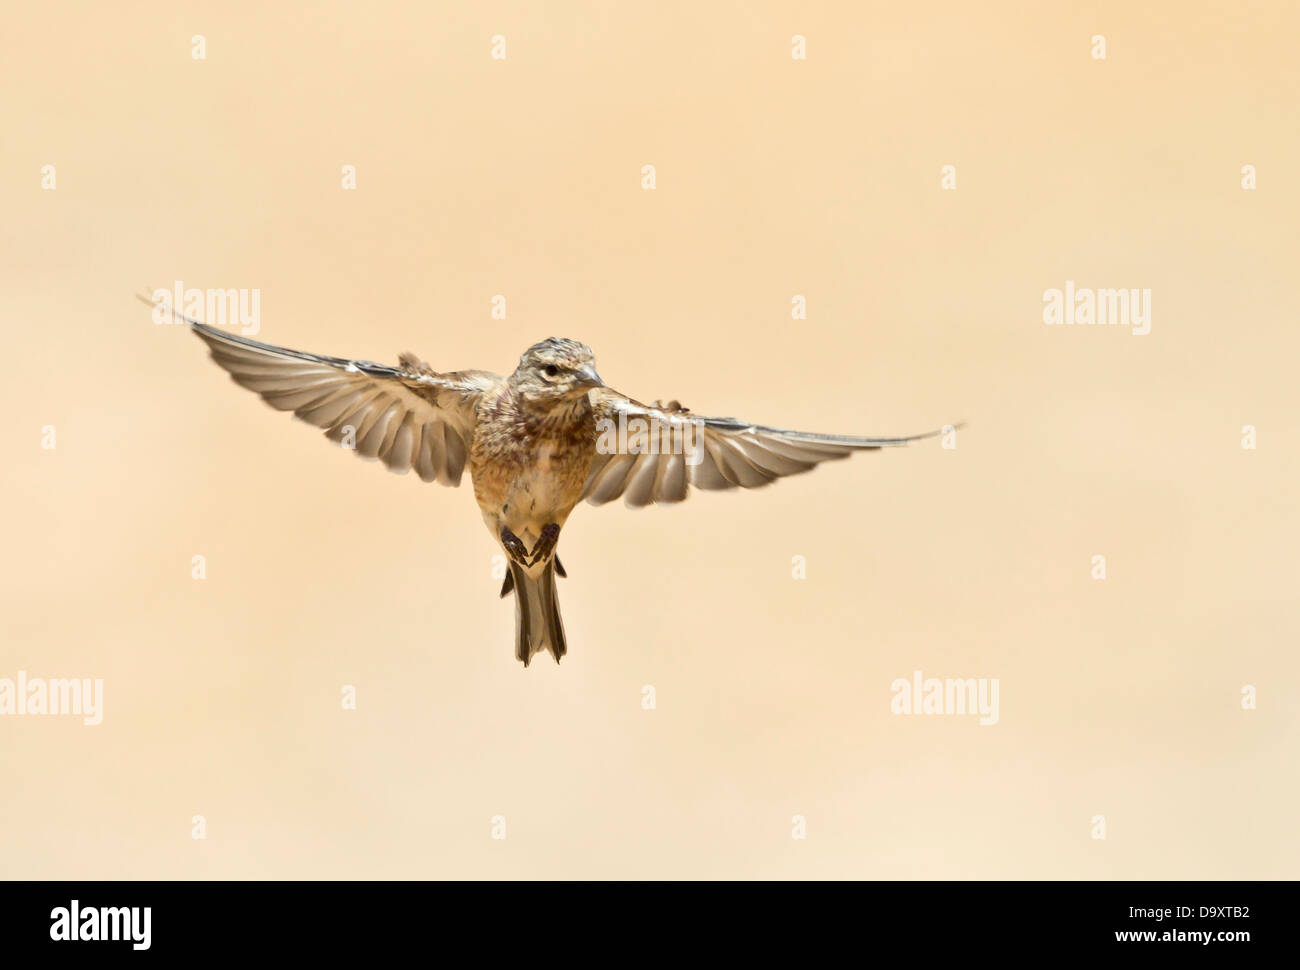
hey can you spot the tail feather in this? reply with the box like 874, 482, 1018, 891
500, 556, 565, 599
509, 559, 567, 666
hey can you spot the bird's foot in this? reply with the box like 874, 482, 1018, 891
528, 523, 561, 566
500, 527, 530, 566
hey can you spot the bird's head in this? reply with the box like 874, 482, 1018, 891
510, 338, 603, 404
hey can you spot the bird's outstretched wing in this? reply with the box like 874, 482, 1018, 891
151, 298, 499, 484
584, 388, 951, 507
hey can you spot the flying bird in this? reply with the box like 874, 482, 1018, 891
147, 298, 951, 666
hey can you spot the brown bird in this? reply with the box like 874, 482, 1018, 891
153, 300, 949, 665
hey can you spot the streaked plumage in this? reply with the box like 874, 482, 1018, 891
150, 297, 949, 666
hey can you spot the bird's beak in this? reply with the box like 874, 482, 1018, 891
575, 364, 603, 388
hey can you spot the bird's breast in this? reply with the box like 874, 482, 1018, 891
471, 420, 595, 535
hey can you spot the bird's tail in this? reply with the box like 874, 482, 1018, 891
508, 559, 567, 666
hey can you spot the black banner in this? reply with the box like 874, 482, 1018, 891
0, 880, 1277, 956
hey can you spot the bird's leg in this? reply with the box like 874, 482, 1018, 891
528, 523, 561, 566
500, 527, 530, 566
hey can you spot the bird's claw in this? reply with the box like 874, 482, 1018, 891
500, 527, 530, 566
528, 523, 561, 566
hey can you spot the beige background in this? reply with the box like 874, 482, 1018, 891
2, 1, 1297, 879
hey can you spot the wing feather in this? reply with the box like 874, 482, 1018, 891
584, 387, 950, 507
155, 299, 498, 485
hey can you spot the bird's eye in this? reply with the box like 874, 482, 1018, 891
543, 365, 560, 378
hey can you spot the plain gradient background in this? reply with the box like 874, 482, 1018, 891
2, 1, 1297, 878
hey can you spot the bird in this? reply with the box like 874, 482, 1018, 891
145, 296, 952, 666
